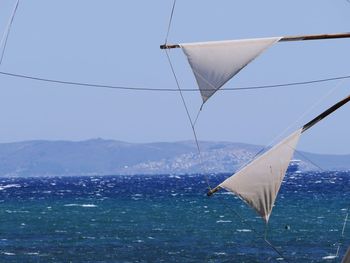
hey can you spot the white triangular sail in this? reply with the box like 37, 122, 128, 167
219, 129, 302, 222
180, 37, 281, 103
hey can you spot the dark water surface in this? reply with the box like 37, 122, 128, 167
0, 172, 349, 262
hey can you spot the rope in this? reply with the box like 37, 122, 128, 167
0, 0, 19, 65
231, 75, 350, 91
294, 150, 325, 171
0, 70, 350, 93
165, 50, 212, 192
235, 78, 346, 174
262, 79, 345, 152
193, 108, 202, 127
164, 0, 177, 44
215, 195, 291, 262
264, 239, 290, 262
0, 71, 169, 91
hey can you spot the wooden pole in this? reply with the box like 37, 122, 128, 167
160, 32, 350, 49
342, 247, 350, 263
280, 32, 350, 42
207, 186, 221, 196
302, 94, 350, 133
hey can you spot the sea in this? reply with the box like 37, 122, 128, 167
0, 171, 349, 263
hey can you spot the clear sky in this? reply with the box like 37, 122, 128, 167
0, 0, 349, 154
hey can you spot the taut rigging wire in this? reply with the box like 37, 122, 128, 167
0, 0, 19, 65
165, 50, 213, 192
164, 0, 177, 44
0, 70, 349, 93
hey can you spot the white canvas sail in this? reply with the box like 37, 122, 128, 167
180, 37, 281, 103
218, 129, 302, 222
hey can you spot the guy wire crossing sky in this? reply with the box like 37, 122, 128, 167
0, 0, 349, 154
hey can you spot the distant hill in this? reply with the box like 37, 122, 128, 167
0, 139, 348, 177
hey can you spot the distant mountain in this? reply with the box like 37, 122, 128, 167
0, 139, 348, 177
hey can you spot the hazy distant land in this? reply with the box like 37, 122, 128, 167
0, 139, 348, 177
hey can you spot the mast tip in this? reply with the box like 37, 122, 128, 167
160, 44, 180, 50
207, 187, 220, 197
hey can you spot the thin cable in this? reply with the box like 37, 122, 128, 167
280, 80, 346, 171
294, 150, 325, 171
0, 0, 19, 65
216, 195, 290, 262
193, 108, 202, 127
262, 222, 286, 261
260, 79, 345, 154
232, 75, 350, 91
165, 50, 213, 191
164, 0, 177, 44
165, 51, 194, 127
0, 71, 170, 91
0, 70, 350, 92
264, 238, 290, 262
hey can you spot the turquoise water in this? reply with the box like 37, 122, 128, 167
0, 172, 349, 262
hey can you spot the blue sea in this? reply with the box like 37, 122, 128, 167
0, 171, 349, 262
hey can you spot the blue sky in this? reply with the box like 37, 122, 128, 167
0, 0, 349, 154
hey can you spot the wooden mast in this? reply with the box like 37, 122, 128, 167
160, 32, 350, 49
302, 94, 350, 133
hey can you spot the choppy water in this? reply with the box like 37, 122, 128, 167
0, 171, 349, 262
